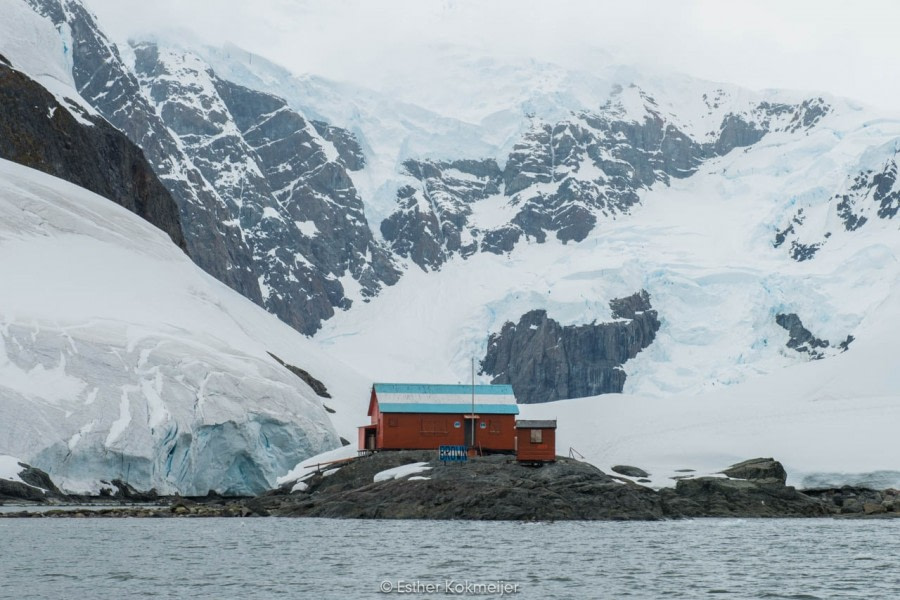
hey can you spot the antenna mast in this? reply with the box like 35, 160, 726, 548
471, 357, 475, 449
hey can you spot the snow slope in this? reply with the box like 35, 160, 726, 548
0, 158, 372, 494
0, 0, 98, 124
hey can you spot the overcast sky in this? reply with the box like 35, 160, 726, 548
83, 0, 900, 112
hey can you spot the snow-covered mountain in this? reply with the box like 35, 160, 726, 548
3, 0, 900, 491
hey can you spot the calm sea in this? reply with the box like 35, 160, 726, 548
1, 517, 898, 599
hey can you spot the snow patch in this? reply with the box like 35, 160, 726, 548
373, 462, 432, 482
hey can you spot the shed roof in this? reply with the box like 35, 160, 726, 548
371, 383, 519, 415
516, 419, 557, 429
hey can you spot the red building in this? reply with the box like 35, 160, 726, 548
358, 383, 519, 452
515, 420, 557, 463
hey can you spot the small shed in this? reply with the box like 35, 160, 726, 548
515, 420, 557, 463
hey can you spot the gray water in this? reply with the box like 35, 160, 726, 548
1, 518, 898, 599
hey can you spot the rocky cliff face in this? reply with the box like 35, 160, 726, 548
130, 42, 399, 333
383, 85, 832, 271
23, 0, 401, 334
775, 313, 853, 360
25, 0, 263, 303
0, 60, 186, 249
481, 291, 661, 403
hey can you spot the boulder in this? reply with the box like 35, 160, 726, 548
722, 458, 787, 485
612, 465, 650, 478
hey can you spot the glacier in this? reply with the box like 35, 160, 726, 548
0, 157, 374, 495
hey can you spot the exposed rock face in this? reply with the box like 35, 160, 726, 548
0, 62, 185, 250
805, 487, 900, 516
384, 85, 832, 271
26, 0, 260, 301
130, 42, 400, 333
24, 1, 399, 335
381, 158, 503, 269
659, 477, 830, 518
721, 458, 787, 485
481, 291, 660, 403
612, 465, 651, 478
259, 452, 837, 520
267, 352, 331, 399
775, 313, 853, 360
0, 460, 62, 502
775, 151, 899, 261
267, 451, 665, 520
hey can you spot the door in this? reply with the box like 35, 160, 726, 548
464, 418, 476, 447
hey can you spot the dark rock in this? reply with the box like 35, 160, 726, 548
0, 461, 65, 502
0, 63, 186, 251
310, 120, 366, 171
267, 352, 331, 398
271, 451, 664, 520
381, 159, 503, 270
132, 43, 400, 334
722, 458, 788, 485
661, 477, 830, 518
110, 479, 158, 502
775, 313, 851, 360
0, 478, 46, 502
612, 465, 651, 478
481, 291, 660, 403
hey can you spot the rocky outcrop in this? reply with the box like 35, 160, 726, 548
775, 313, 853, 360
259, 453, 839, 520
612, 465, 651, 478
381, 159, 503, 270
130, 42, 400, 334
0, 460, 63, 502
659, 477, 830, 518
0, 61, 186, 250
481, 291, 660, 403
720, 457, 787, 485
805, 486, 900, 516
267, 352, 331, 398
266, 451, 665, 520
26, 0, 260, 301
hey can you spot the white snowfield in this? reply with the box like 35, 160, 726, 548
0, 158, 372, 494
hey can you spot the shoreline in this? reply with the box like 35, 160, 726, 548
3, 453, 898, 521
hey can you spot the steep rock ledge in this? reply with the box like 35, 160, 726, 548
0, 61, 186, 250
481, 291, 660, 403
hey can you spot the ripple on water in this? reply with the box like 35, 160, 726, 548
2, 518, 900, 599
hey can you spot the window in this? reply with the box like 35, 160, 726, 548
530, 429, 542, 443
421, 418, 448, 434
388, 417, 398, 427
489, 419, 502, 434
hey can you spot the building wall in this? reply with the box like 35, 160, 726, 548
516, 428, 557, 462
378, 412, 516, 451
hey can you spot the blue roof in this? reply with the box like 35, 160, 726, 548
373, 383, 514, 395
377, 403, 519, 415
